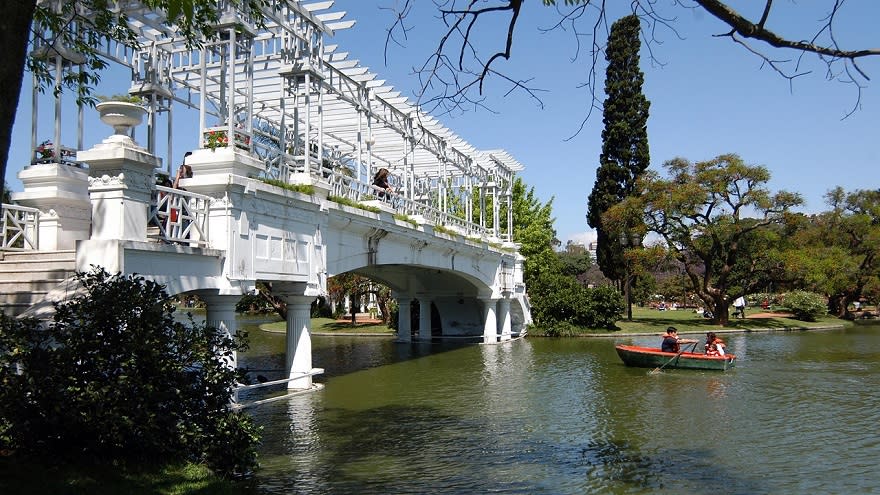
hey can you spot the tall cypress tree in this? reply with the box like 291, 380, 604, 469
586, 14, 650, 280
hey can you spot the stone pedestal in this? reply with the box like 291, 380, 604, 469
12, 163, 90, 250
77, 137, 160, 242
186, 147, 264, 183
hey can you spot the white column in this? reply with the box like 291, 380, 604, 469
283, 295, 316, 390
77, 139, 161, 242
482, 298, 498, 344
200, 294, 241, 369
418, 297, 432, 340
397, 296, 412, 342
498, 297, 512, 342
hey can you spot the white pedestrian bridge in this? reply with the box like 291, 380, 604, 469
0, 1, 531, 393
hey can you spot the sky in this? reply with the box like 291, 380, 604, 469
7, 1, 879, 247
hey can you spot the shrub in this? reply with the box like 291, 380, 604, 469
783, 290, 828, 321
529, 272, 623, 330
0, 268, 260, 477
585, 285, 625, 329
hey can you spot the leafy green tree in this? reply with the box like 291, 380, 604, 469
0, 268, 259, 476
328, 273, 392, 325
587, 14, 650, 283
782, 290, 828, 322
557, 241, 592, 280
608, 153, 802, 325
784, 188, 880, 316
1, 0, 268, 187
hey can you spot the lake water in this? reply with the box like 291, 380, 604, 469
233, 318, 880, 494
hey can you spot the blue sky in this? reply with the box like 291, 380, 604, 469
7, 2, 878, 247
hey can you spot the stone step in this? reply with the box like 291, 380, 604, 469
0, 251, 78, 317
0, 250, 75, 262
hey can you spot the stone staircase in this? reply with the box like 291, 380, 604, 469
0, 250, 77, 317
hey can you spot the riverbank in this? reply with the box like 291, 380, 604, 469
543, 307, 852, 338
255, 309, 852, 339
259, 316, 394, 336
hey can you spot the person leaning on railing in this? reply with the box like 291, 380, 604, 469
372, 167, 393, 200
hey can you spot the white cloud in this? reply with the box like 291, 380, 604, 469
565, 230, 597, 247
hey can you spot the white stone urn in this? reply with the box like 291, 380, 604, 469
96, 101, 147, 135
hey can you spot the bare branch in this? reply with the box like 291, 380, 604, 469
384, 0, 879, 133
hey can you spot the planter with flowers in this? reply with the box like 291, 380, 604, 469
95, 94, 147, 137
33, 139, 80, 166
202, 126, 252, 152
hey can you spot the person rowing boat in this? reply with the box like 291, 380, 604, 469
661, 326, 698, 353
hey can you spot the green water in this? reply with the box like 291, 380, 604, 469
236, 319, 880, 494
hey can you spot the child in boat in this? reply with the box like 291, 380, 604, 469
705, 332, 726, 356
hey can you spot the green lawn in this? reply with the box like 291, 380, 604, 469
257, 309, 850, 337
261, 317, 393, 334
607, 306, 850, 336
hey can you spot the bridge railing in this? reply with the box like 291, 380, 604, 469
1, 203, 40, 251
326, 172, 491, 239
149, 186, 211, 246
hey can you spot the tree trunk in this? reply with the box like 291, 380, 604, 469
0, 1, 37, 186
712, 295, 730, 326
828, 294, 847, 318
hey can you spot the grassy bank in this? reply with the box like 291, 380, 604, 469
530, 306, 851, 337
261, 317, 393, 334
0, 461, 247, 495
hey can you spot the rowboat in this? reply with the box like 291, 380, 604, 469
614, 344, 736, 371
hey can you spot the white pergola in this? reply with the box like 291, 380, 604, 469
30, 0, 524, 240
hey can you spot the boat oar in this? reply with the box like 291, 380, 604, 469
649, 341, 698, 375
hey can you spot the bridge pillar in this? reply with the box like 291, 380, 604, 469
482, 298, 498, 344
498, 297, 512, 342
418, 297, 432, 340
281, 295, 316, 390
199, 294, 241, 368
396, 296, 412, 342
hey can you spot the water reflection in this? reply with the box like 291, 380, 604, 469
236, 320, 880, 494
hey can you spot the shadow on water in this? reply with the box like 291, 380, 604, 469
256, 400, 768, 495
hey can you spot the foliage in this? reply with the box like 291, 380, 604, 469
782, 290, 828, 321
394, 213, 419, 227
558, 242, 592, 279
97, 93, 146, 104
0, 268, 260, 477
587, 14, 650, 282
327, 195, 381, 213
0, 460, 246, 495
783, 188, 880, 316
433, 224, 457, 236
328, 273, 392, 325
607, 153, 802, 325
0, 0, 271, 188
586, 285, 627, 328
260, 177, 315, 195
528, 270, 624, 330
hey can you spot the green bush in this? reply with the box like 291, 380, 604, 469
585, 285, 625, 329
529, 272, 623, 330
782, 290, 828, 321
0, 268, 260, 477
